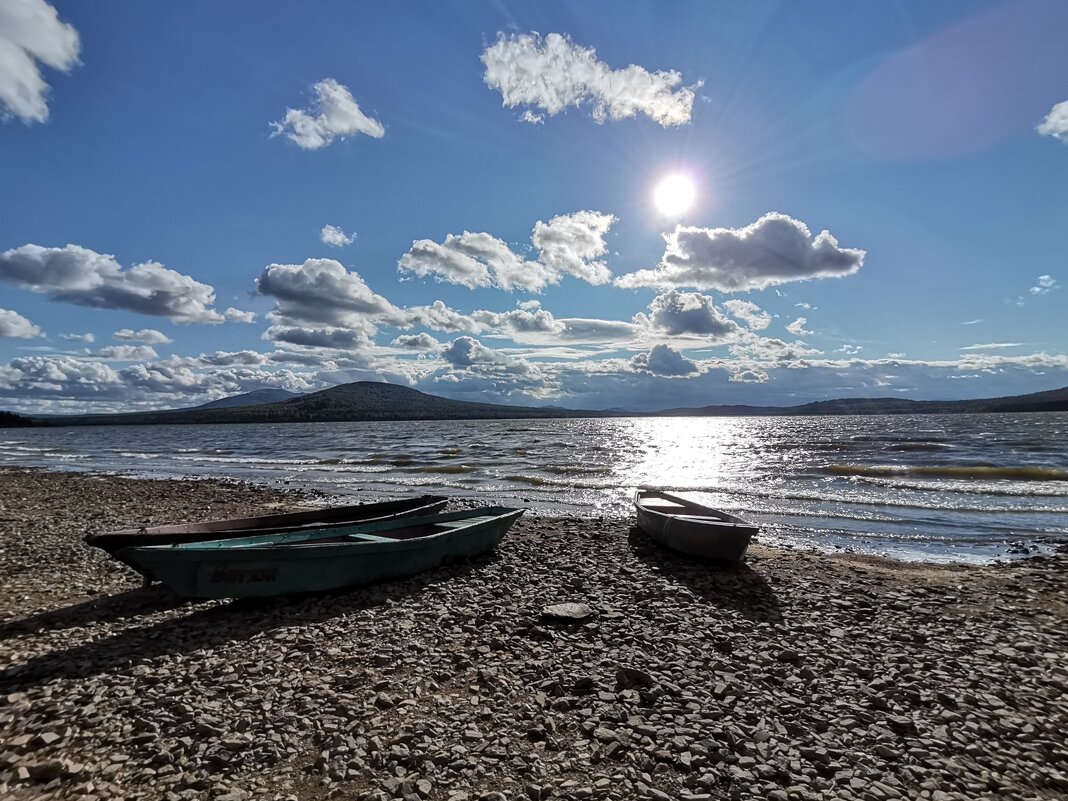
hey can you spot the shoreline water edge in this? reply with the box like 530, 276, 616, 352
0, 467, 1066, 801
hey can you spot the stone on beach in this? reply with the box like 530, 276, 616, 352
0, 467, 1066, 801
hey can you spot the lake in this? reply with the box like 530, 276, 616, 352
2, 412, 1066, 563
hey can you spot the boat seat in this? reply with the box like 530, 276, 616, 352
437, 516, 496, 528
344, 532, 397, 542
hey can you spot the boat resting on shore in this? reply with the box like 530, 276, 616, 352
634, 489, 757, 563
85, 494, 448, 579
117, 506, 524, 599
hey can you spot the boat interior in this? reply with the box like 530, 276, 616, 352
638, 494, 732, 520
272, 514, 506, 546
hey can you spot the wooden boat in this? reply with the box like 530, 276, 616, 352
86, 495, 448, 583
634, 489, 757, 563
117, 506, 524, 599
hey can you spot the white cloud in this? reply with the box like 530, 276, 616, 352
637, 290, 740, 339
616, 213, 865, 293
59, 332, 93, 343
471, 301, 639, 344
0, 308, 42, 338
723, 299, 772, 330
959, 342, 1022, 351
530, 211, 616, 285
96, 344, 158, 361
729, 368, 769, 383
224, 307, 257, 323
0, 244, 226, 322
404, 301, 482, 334
481, 32, 698, 127
1029, 274, 1059, 295
398, 210, 617, 292
441, 336, 510, 368
961, 319, 982, 326
786, 316, 813, 336
1037, 101, 1068, 144
399, 231, 546, 291
0, 0, 79, 124
631, 344, 699, 376
271, 78, 383, 150
114, 328, 172, 345
321, 224, 355, 247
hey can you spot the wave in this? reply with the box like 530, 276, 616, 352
414, 464, 477, 474
825, 464, 1068, 482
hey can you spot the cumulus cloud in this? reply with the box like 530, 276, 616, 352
0, 0, 80, 124
392, 333, 440, 351
271, 78, 384, 150
729, 368, 769, 383
481, 32, 698, 127
471, 301, 639, 344
59, 332, 93, 343
441, 336, 510, 368
631, 344, 699, 376
0, 244, 226, 322
224, 307, 257, 323
404, 301, 482, 334
723, 299, 772, 330
321, 224, 355, 247
399, 231, 549, 292
637, 290, 740, 338
114, 328, 172, 345
1029, 274, 1059, 295
530, 211, 616, 285
0, 308, 42, 338
786, 316, 813, 336
398, 210, 617, 292
266, 325, 373, 351
1037, 101, 1068, 144
616, 213, 865, 293
257, 258, 403, 334
96, 344, 158, 361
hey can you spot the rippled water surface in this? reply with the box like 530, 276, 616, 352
3, 413, 1066, 562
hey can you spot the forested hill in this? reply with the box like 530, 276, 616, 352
659, 385, 1068, 416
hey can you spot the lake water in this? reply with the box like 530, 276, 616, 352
2, 413, 1066, 563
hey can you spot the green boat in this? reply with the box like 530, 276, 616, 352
118, 506, 524, 599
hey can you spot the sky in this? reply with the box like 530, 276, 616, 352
1, 0, 1066, 414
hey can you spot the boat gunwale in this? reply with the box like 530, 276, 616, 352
121, 507, 525, 560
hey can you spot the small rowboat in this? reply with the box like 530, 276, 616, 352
86, 495, 448, 583
117, 506, 524, 599
634, 489, 757, 563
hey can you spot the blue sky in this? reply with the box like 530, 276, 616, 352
1, 0, 1066, 413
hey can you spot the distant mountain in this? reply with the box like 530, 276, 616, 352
40, 381, 606, 427
658, 385, 1068, 417
0, 411, 44, 428
191, 389, 304, 410
17, 382, 1068, 428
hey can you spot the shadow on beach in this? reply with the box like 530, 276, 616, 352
627, 526, 783, 624
0, 585, 190, 640
0, 554, 497, 691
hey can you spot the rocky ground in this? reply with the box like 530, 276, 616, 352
0, 466, 1066, 801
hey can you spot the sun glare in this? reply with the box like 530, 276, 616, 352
653, 173, 697, 218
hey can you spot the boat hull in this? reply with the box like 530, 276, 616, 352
86, 495, 449, 580
634, 490, 756, 563
120, 508, 523, 599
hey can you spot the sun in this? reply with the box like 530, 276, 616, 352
653, 173, 697, 218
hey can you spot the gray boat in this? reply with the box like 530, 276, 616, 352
634, 489, 757, 563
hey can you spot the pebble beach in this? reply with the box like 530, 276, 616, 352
1, 467, 1066, 801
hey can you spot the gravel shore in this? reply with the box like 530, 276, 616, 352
1, 467, 1066, 801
